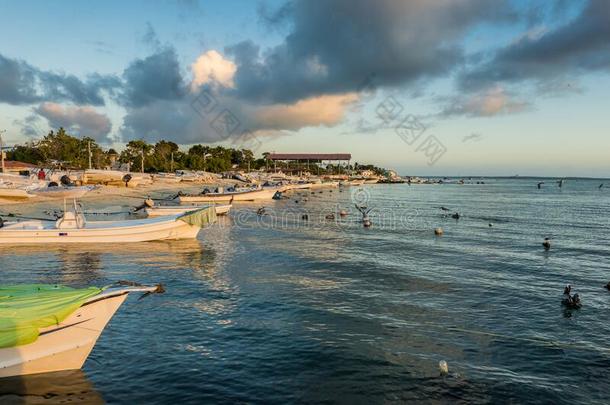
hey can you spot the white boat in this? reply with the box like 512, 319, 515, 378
178, 187, 280, 203
0, 202, 216, 244
309, 181, 340, 189
0, 188, 34, 200
0, 284, 161, 378
31, 185, 95, 199
145, 204, 231, 217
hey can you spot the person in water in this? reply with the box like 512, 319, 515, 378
564, 284, 571, 295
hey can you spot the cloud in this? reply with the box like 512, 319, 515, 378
119, 47, 187, 108
0, 53, 119, 106
191, 50, 237, 90
459, 0, 610, 91
225, 0, 514, 104
251, 93, 359, 131
440, 86, 530, 117
35, 102, 113, 142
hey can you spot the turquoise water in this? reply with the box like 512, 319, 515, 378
1, 179, 609, 403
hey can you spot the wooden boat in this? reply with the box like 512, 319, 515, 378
0, 203, 216, 244
145, 204, 231, 217
178, 187, 280, 203
0, 284, 162, 378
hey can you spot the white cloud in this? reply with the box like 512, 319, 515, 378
190, 50, 237, 90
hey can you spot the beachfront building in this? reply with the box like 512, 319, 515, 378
266, 153, 352, 175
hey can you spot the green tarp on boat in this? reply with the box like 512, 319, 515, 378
0, 285, 102, 349
178, 206, 217, 228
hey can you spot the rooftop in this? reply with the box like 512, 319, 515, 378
267, 153, 351, 161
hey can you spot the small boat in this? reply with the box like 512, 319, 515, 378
0, 188, 34, 200
31, 185, 95, 199
178, 187, 280, 203
0, 283, 163, 377
145, 204, 231, 217
0, 201, 216, 244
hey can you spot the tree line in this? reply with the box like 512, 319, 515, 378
7, 127, 389, 175
7, 128, 266, 173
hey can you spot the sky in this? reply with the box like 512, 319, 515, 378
0, 0, 609, 177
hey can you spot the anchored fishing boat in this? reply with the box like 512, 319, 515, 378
30, 185, 95, 199
145, 204, 231, 217
0, 201, 216, 244
178, 187, 280, 203
0, 283, 163, 377
0, 188, 34, 200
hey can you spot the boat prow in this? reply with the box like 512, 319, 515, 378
0, 284, 163, 378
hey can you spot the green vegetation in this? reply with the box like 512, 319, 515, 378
6, 127, 264, 173
6, 127, 388, 176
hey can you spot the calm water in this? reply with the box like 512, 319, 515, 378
1, 179, 610, 404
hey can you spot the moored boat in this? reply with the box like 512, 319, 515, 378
145, 204, 231, 217
0, 202, 216, 244
0, 283, 163, 377
31, 185, 95, 199
0, 188, 34, 200
178, 187, 280, 203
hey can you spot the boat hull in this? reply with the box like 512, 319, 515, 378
178, 188, 279, 203
145, 204, 231, 217
31, 186, 94, 199
0, 189, 33, 200
0, 293, 127, 377
0, 217, 200, 244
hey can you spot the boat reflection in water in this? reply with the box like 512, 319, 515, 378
1, 239, 216, 286
0, 370, 104, 404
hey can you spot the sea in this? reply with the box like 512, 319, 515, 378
1, 178, 609, 404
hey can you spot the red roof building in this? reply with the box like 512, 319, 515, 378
267, 153, 351, 161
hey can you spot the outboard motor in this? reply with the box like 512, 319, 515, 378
60, 175, 73, 186
122, 174, 132, 187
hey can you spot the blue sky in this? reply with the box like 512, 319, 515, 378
0, 0, 609, 177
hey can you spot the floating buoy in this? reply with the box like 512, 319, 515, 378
439, 360, 449, 376
488, 223, 493, 227
543, 238, 551, 250
434, 227, 443, 236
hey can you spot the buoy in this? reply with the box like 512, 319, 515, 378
439, 360, 449, 376
543, 238, 551, 250
339, 210, 348, 217
488, 223, 493, 227
434, 227, 443, 236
